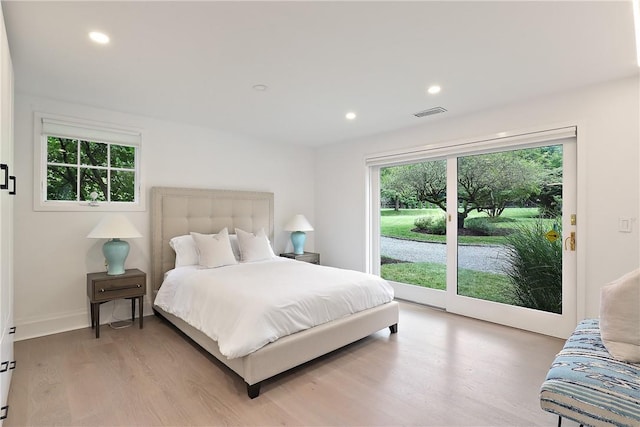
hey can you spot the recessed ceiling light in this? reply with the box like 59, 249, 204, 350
252, 84, 268, 91
89, 31, 110, 44
345, 112, 357, 120
427, 85, 441, 95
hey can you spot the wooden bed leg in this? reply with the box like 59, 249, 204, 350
247, 382, 261, 399
389, 323, 398, 334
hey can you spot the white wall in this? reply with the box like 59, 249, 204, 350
13, 75, 640, 339
14, 94, 316, 340
315, 75, 640, 319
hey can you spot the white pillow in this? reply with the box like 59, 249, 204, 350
235, 228, 276, 262
191, 228, 238, 268
169, 235, 199, 267
600, 268, 640, 362
169, 233, 242, 267
228, 234, 241, 261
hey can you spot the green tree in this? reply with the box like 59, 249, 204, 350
380, 150, 543, 229
458, 152, 540, 224
381, 167, 411, 211
46, 137, 136, 202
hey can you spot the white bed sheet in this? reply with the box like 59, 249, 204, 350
154, 258, 394, 359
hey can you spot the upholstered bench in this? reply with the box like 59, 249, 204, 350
540, 319, 640, 427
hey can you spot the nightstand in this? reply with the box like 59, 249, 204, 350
280, 252, 320, 264
87, 268, 146, 338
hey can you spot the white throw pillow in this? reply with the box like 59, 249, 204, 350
235, 228, 276, 262
170, 233, 242, 267
228, 234, 241, 261
191, 228, 238, 268
169, 235, 199, 267
599, 268, 640, 362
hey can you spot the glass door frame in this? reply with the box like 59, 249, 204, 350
445, 141, 577, 338
366, 126, 582, 338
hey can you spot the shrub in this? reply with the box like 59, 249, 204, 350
414, 215, 446, 235
465, 217, 515, 236
502, 219, 562, 314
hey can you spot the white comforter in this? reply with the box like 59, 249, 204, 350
154, 258, 394, 359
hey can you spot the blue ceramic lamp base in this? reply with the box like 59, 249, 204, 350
103, 238, 130, 275
290, 231, 306, 255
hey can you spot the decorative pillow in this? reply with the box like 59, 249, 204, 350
191, 228, 238, 268
170, 233, 242, 267
229, 234, 241, 261
599, 268, 640, 362
169, 235, 199, 267
235, 228, 276, 262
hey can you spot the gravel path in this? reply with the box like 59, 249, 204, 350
380, 236, 511, 274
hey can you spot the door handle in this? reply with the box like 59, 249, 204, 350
564, 232, 575, 251
0, 164, 7, 190
9, 175, 15, 195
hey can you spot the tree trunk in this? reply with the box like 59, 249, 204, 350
394, 197, 400, 211
458, 212, 467, 229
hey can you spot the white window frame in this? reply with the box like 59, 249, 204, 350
33, 112, 145, 211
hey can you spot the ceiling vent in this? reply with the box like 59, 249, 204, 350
413, 106, 447, 118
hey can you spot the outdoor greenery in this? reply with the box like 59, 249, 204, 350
381, 261, 515, 305
381, 207, 550, 245
464, 216, 515, 236
414, 214, 446, 235
503, 220, 563, 313
379, 144, 564, 310
381, 145, 563, 226
46, 136, 136, 202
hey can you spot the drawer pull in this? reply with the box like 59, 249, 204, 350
9, 361, 16, 370
99, 283, 142, 293
0, 361, 7, 373
8, 326, 15, 334
0, 405, 8, 420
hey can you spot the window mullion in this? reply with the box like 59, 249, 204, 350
76, 139, 81, 202
107, 144, 111, 202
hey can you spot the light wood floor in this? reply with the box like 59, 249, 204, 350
6, 301, 578, 426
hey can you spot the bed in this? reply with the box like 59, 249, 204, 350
150, 187, 399, 398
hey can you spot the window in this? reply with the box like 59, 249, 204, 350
34, 114, 144, 211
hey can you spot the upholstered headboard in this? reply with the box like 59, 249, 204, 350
150, 187, 274, 293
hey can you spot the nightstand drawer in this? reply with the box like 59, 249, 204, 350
92, 277, 144, 301
87, 269, 146, 302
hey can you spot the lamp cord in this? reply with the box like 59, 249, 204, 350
108, 300, 133, 329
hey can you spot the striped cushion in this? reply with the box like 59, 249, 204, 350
540, 319, 640, 427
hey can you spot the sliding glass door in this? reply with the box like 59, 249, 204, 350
371, 129, 577, 337
379, 159, 448, 307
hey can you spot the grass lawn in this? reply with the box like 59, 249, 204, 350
380, 207, 558, 306
380, 207, 553, 245
381, 261, 516, 305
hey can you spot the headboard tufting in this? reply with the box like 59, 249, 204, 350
151, 187, 274, 293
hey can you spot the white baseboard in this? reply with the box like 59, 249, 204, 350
14, 299, 155, 341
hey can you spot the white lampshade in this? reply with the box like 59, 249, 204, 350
284, 214, 314, 232
87, 214, 142, 239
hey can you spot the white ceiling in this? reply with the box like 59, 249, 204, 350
3, 1, 638, 147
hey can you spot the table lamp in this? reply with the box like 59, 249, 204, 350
284, 214, 314, 255
87, 214, 142, 275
